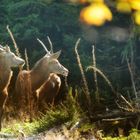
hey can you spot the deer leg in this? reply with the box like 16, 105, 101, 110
0, 89, 8, 130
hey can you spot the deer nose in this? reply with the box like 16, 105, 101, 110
64, 69, 69, 77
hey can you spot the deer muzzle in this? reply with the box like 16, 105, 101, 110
63, 68, 69, 77
19, 58, 25, 66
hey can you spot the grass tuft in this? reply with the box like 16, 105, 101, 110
35, 87, 83, 133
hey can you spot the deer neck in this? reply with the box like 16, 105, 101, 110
0, 64, 12, 91
0, 60, 11, 74
30, 67, 51, 91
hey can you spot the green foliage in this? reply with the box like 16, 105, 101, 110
2, 87, 85, 136
103, 129, 140, 140
78, 122, 94, 133
36, 87, 83, 133
0, 0, 138, 91
127, 129, 140, 140
2, 120, 39, 136
0, 0, 140, 139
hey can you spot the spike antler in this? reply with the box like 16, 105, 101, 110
0, 45, 9, 52
37, 38, 50, 54
0, 44, 4, 48
47, 36, 53, 53
0, 47, 4, 53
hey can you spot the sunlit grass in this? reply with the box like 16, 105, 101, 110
103, 129, 140, 140
1, 87, 85, 137
1, 120, 39, 136
1, 88, 140, 140
36, 87, 83, 133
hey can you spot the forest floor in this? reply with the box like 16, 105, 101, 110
1, 89, 140, 140
1, 115, 140, 140
0, 124, 97, 140
1, 118, 140, 140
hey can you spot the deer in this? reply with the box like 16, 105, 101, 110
15, 37, 68, 116
36, 73, 61, 111
0, 45, 25, 130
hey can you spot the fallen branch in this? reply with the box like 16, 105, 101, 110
87, 66, 135, 112
91, 110, 139, 122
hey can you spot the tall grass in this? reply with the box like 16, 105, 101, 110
36, 87, 83, 133
2, 87, 85, 136
74, 38, 91, 105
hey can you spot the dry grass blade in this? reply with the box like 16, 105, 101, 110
6, 25, 21, 57
64, 76, 69, 90
24, 49, 33, 121
126, 57, 138, 99
92, 45, 99, 103
87, 66, 134, 110
87, 66, 116, 94
24, 49, 30, 71
74, 38, 91, 105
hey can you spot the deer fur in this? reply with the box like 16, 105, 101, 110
0, 45, 25, 130
15, 38, 68, 114
37, 73, 61, 110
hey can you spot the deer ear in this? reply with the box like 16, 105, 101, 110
50, 50, 61, 59
0, 44, 4, 48
5, 45, 11, 52
0, 48, 5, 53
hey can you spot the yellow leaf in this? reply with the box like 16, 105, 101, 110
79, 0, 104, 4
129, 0, 140, 10
118, 0, 129, 2
92, 0, 104, 2
133, 10, 140, 25
117, 2, 131, 13
80, 3, 112, 26
102, 4, 112, 21
80, 5, 105, 25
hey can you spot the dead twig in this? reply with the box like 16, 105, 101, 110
74, 38, 91, 105
87, 66, 134, 111
126, 57, 138, 99
92, 45, 99, 103
24, 49, 32, 122
6, 25, 21, 57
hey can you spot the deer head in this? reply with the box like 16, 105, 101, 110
44, 50, 68, 76
0, 45, 25, 68
37, 37, 68, 77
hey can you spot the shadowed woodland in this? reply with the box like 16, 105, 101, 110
0, 0, 140, 139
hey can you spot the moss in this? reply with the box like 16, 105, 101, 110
103, 129, 140, 140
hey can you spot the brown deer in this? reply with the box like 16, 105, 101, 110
0, 45, 25, 130
37, 73, 61, 111
15, 38, 68, 115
